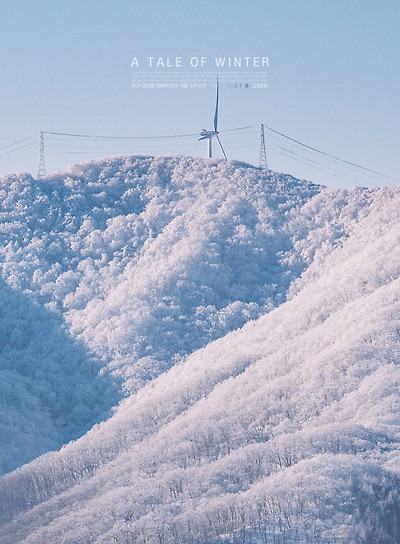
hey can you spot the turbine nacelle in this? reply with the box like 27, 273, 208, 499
199, 129, 219, 141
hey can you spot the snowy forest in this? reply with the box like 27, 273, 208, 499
0, 155, 400, 543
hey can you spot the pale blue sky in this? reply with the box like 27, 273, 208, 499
0, 0, 399, 187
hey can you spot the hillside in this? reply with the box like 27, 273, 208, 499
0, 155, 399, 543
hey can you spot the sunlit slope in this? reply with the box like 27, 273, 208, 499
1, 155, 324, 474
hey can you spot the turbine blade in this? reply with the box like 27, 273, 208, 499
220, 125, 254, 133
216, 134, 227, 160
213, 76, 219, 132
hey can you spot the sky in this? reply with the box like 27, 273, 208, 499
0, 0, 399, 188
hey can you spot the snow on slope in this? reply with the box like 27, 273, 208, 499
0, 155, 325, 474
0, 156, 399, 543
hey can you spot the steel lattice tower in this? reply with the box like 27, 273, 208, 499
259, 123, 268, 169
38, 131, 46, 177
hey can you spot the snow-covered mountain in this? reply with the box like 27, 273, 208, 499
0, 156, 399, 543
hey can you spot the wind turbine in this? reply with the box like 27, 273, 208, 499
199, 76, 227, 160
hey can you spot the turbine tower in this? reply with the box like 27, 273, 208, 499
199, 76, 227, 160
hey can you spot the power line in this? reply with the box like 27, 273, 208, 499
268, 144, 377, 187
0, 136, 33, 152
43, 126, 253, 140
43, 130, 199, 140
263, 124, 400, 183
266, 133, 392, 187
0, 143, 36, 159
